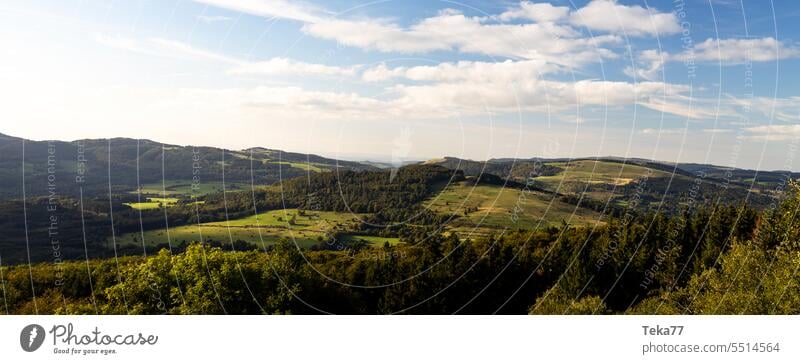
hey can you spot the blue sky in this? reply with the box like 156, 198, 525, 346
1, 0, 799, 169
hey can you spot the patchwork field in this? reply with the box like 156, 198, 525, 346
113, 208, 369, 248
532, 160, 678, 199
426, 182, 604, 238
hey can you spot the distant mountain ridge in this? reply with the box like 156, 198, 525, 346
421, 155, 800, 187
0, 132, 377, 199
2, 131, 798, 201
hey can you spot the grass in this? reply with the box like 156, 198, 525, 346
274, 161, 326, 173
114, 208, 368, 249
124, 197, 179, 210
536, 160, 662, 185
532, 160, 677, 200
135, 179, 245, 196
339, 234, 403, 246
426, 181, 603, 238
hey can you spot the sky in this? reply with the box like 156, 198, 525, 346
0, 0, 799, 170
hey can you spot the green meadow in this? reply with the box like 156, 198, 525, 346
135, 179, 245, 196
339, 234, 403, 246
531, 160, 675, 199
114, 208, 369, 249
124, 197, 179, 210
426, 182, 603, 238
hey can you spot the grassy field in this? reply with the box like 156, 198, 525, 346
113, 208, 368, 249
426, 182, 604, 238
532, 160, 677, 199
339, 234, 403, 246
536, 160, 663, 185
274, 161, 325, 173
135, 180, 245, 196
124, 197, 179, 210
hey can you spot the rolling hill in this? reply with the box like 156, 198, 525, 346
0, 131, 794, 266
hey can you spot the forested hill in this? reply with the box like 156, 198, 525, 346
0, 132, 377, 200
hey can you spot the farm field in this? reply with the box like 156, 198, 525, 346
124, 197, 178, 210
135, 179, 246, 196
426, 182, 604, 239
534, 160, 669, 184
274, 161, 325, 172
531, 160, 678, 199
114, 208, 368, 249
339, 234, 403, 246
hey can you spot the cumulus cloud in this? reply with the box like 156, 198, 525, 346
681, 37, 800, 63
624, 49, 667, 81
387, 77, 694, 118
100, 2, 782, 124
496, 2, 570, 23
194, 1, 681, 68
629, 37, 800, 80
303, 10, 621, 68
569, 0, 681, 37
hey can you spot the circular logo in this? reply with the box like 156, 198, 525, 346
20, 324, 45, 352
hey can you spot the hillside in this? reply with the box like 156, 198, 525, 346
0, 133, 377, 200
426, 180, 604, 239
0, 131, 794, 267
423, 156, 782, 212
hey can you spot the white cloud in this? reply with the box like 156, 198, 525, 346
630, 38, 800, 76
96, 34, 362, 79
624, 49, 667, 81
702, 128, 734, 134
744, 125, 800, 141
192, 1, 679, 68
569, 0, 681, 37
386, 77, 694, 118
362, 59, 557, 82
149, 38, 240, 64
192, 0, 324, 22
197, 14, 232, 23
229, 58, 360, 77
729, 96, 800, 122
496, 2, 569, 23
362, 63, 409, 82
303, 10, 621, 67
682, 37, 800, 63
637, 97, 722, 120
301, 17, 452, 54
93, 4, 783, 127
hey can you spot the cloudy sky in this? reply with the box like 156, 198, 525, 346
1, 0, 799, 169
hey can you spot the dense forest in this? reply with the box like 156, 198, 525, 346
2, 181, 798, 314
